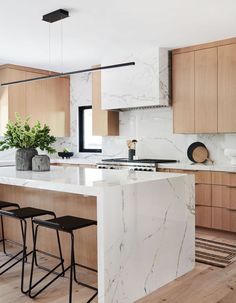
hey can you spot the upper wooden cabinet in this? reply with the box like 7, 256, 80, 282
218, 44, 236, 132
173, 37, 236, 134
0, 65, 70, 137
195, 48, 218, 133
92, 68, 119, 136
173, 52, 195, 133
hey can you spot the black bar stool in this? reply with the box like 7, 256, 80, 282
0, 207, 65, 294
29, 215, 98, 303
0, 201, 22, 255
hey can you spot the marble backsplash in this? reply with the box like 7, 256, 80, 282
103, 107, 236, 165
0, 73, 236, 165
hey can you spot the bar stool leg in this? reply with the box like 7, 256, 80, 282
0, 216, 6, 254
30, 215, 65, 276
28, 224, 66, 299
21, 219, 30, 294
69, 232, 75, 303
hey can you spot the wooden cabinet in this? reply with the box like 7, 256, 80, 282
173, 52, 195, 133
0, 68, 27, 133
173, 48, 217, 134
0, 65, 70, 137
195, 184, 211, 206
159, 168, 236, 231
173, 37, 236, 134
195, 48, 218, 133
196, 206, 212, 228
218, 44, 236, 132
212, 207, 236, 232
92, 68, 119, 136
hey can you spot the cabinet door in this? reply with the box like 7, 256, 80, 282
173, 52, 195, 133
218, 44, 236, 132
196, 205, 212, 228
25, 73, 70, 137
195, 184, 211, 206
195, 48, 218, 133
46, 77, 70, 137
212, 207, 236, 232
8, 69, 27, 122
25, 72, 48, 126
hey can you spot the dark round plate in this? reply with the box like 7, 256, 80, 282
187, 142, 207, 163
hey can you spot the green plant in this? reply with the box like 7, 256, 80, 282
63, 148, 70, 153
0, 114, 56, 154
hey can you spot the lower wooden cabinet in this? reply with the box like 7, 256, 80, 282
212, 207, 236, 232
195, 184, 212, 206
159, 168, 236, 231
196, 205, 212, 228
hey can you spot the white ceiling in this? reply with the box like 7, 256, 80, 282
0, 0, 236, 72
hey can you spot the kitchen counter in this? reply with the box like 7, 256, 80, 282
0, 160, 15, 167
50, 157, 98, 166
158, 162, 236, 172
51, 157, 236, 172
0, 166, 195, 303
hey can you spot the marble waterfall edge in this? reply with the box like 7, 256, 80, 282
97, 174, 195, 303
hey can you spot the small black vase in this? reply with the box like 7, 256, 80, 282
128, 149, 135, 161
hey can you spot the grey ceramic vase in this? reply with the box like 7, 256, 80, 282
16, 148, 38, 171
32, 155, 50, 172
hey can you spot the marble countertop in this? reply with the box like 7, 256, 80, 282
50, 157, 236, 172
0, 166, 186, 196
0, 160, 15, 167
158, 162, 236, 172
50, 157, 99, 166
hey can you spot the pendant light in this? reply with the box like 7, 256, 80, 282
1, 9, 135, 87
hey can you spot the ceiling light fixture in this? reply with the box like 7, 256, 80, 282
1, 9, 135, 87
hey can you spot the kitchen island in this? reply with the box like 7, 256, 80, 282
0, 166, 195, 303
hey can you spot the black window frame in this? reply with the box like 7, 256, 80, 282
79, 106, 102, 153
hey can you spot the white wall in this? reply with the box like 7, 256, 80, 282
1, 73, 236, 165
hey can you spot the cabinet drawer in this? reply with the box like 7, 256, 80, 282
195, 184, 211, 206
212, 207, 236, 232
212, 185, 236, 209
212, 172, 236, 186
196, 205, 212, 228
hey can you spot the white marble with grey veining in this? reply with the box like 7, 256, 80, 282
101, 48, 170, 110
98, 171, 195, 303
0, 166, 195, 303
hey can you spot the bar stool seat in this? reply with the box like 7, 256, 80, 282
29, 215, 98, 303
4, 207, 55, 219
0, 206, 64, 295
0, 201, 20, 209
35, 215, 96, 231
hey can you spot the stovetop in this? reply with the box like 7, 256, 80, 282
102, 158, 178, 164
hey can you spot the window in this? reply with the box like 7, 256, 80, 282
79, 106, 102, 153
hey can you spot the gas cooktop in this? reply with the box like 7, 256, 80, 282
102, 158, 178, 164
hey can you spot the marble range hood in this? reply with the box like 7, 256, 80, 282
101, 47, 171, 111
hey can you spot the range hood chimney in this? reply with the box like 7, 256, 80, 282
101, 48, 171, 111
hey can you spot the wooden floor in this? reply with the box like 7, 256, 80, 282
0, 247, 98, 303
1, 228, 236, 303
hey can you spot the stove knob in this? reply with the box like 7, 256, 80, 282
110, 167, 115, 169
134, 168, 138, 171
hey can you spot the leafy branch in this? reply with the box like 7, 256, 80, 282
0, 113, 56, 154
